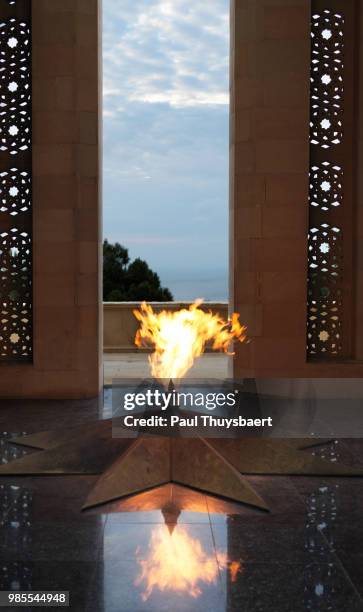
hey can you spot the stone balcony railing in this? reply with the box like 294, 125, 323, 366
103, 302, 229, 353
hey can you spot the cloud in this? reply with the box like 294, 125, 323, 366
103, 0, 229, 112
103, 0, 230, 296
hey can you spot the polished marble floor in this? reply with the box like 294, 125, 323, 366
0, 397, 362, 611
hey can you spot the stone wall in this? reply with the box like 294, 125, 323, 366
104, 302, 229, 352
0, 0, 102, 398
230, 0, 363, 378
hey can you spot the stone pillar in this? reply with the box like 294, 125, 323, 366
0, 0, 102, 398
230, 0, 363, 379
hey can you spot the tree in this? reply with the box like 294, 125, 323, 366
103, 239, 173, 302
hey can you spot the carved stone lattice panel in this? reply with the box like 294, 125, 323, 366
0, 18, 31, 155
308, 224, 343, 295
307, 300, 342, 356
0, 229, 31, 299
0, 168, 31, 215
309, 162, 343, 212
310, 9, 344, 149
307, 221, 344, 359
307, 1, 356, 360
0, 0, 32, 362
0, 300, 31, 358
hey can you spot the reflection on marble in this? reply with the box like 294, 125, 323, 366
0, 434, 33, 592
135, 524, 227, 601
0, 403, 362, 611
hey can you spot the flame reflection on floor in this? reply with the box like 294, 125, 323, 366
135, 524, 242, 601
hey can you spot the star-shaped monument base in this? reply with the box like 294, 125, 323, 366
0, 419, 361, 511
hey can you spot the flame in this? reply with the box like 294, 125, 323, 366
134, 300, 247, 380
135, 525, 241, 601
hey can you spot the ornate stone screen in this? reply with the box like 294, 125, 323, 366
0, 0, 32, 362
307, 0, 357, 360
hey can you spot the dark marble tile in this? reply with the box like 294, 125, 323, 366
212, 521, 335, 567
290, 474, 363, 600
0, 519, 104, 562
0, 398, 102, 434
224, 562, 363, 612
0, 403, 361, 612
338, 439, 363, 466
307, 438, 363, 468
0, 561, 99, 611
207, 475, 306, 527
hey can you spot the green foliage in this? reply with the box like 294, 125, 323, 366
103, 239, 173, 302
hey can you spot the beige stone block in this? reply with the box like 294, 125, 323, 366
79, 241, 99, 275
76, 145, 99, 178
234, 76, 264, 109
259, 0, 307, 7
234, 7, 258, 43
33, 176, 77, 210
33, 0, 75, 13
33, 45, 74, 77
77, 274, 99, 306
256, 140, 308, 174
35, 242, 76, 278
34, 307, 77, 371
34, 275, 76, 307
33, 78, 57, 111
234, 110, 251, 143
262, 206, 307, 238
78, 306, 99, 338
234, 142, 255, 174
265, 174, 308, 206
33, 145, 74, 176
80, 112, 98, 145
77, 80, 99, 112
55, 77, 75, 111
257, 40, 309, 75
253, 237, 307, 272
76, 44, 99, 80
36, 210, 75, 243
77, 0, 98, 14
78, 178, 99, 209
77, 337, 100, 372
263, 73, 309, 108
233, 271, 260, 304
262, 302, 306, 337
253, 108, 308, 140
233, 341, 253, 372
76, 13, 98, 46
235, 43, 258, 78
260, 271, 306, 303
262, 6, 309, 39
251, 336, 306, 370
234, 238, 257, 271
234, 304, 263, 337
236, 175, 266, 207
33, 111, 77, 144
76, 209, 99, 242
32, 12, 75, 44
235, 206, 262, 238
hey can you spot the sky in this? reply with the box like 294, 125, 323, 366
103, 0, 230, 300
